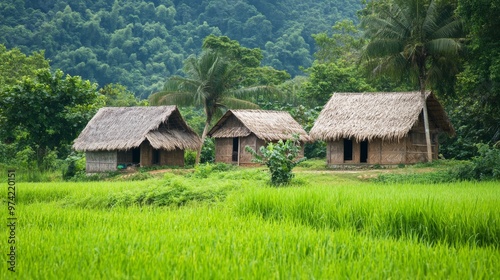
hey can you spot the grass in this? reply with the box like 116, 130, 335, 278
1, 162, 499, 279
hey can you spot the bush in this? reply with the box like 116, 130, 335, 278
191, 162, 236, 178
245, 136, 306, 186
449, 144, 500, 181
62, 153, 86, 181
200, 138, 215, 163
184, 150, 196, 167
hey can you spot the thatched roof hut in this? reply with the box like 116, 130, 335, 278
310, 92, 454, 166
208, 110, 310, 165
73, 106, 201, 172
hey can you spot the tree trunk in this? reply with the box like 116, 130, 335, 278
419, 77, 433, 163
196, 121, 210, 165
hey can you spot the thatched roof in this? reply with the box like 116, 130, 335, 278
208, 110, 311, 142
73, 106, 201, 151
309, 92, 455, 141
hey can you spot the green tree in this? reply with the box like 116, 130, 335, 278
362, 0, 463, 162
202, 35, 290, 87
302, 61, 374, 107
149, 49, 276, 164
100, 83, 148, 107
313, 19, 364, 64
0, 44, 49, 90
452, 0, 500, 151
0, 69, 103, 169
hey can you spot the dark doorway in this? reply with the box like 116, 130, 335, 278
343, 139, 353, 161
152, 149, 160, 165
360, 140, 368, 163
132, 147, 140, 163
232, 137, 239, 162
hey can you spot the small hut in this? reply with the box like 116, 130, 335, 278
73, 106, 201, 172
309, 92, 455, 166
208, 110, 311, 166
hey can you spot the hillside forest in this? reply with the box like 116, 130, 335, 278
0, 0, 499, 177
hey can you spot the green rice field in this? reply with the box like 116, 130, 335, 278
2, 166, 499, 279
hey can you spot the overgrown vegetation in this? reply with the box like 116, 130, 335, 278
4, 165, 499, 279
246, 136, 306, 186
375, 145, 500, 184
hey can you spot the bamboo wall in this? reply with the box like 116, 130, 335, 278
215, 138, 234, 163
140, 141, 153, 166
160, 149, 184, 166
85, 151, 117, 172
117, 150, 133, 164
214, 134, 266, 166
239, 135, 259, 165
328, 136, 438, 166
326, 115, 441, 166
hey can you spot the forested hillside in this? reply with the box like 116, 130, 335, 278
0, 0, 362, 97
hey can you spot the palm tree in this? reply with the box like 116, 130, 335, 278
149, 50, 277, 164
362, 0, 462, 162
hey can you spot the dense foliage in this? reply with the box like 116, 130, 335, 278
440, 0, 500, 159
0, 0, 362, 96
0, 69, 103, 168
245, 136, 306, 186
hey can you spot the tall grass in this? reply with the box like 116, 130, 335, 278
2, 168, 499, 279
232, 179, 500, 247
5, 202, 498, 279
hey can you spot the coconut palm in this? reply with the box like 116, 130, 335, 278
362, 0, 463, 162
149, 49, 277, 164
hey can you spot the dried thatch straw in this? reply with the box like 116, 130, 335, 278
208, 110, 311, 142
309, 92, 454, 142
73, 106, 201, 151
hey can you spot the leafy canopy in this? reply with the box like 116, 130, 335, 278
0, 69, 103, 168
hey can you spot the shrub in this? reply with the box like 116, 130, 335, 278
184, 150, 196, 166
449, 144, 500, 181
62, 153, 86, 180
245, 136, 306, 186
200, 138, 215, 163
191, 162, 236, 178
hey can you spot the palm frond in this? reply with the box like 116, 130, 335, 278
149, 92, 195, 106
430, 19, 463, 40
422, 0, 439, 36
426, 38, 462, 55
220, 97, 260, 110
365, 39, 403, 58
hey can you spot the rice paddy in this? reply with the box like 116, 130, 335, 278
2, 166, 499, 279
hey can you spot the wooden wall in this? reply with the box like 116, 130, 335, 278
160, 149, 184, 166
327, 135, 438, 166
140, 141, 153, 166
85, 151, 117, 172
239, 135, 260, 166
326, 112, 444, 166
117, 150, 133, 164
214, 134, 266, 166
326, 141, 343, 165
215, 138, 234, 164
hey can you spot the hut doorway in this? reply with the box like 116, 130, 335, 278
343, 139, 353, 161
360, 140, 368, 163
232, 137, 239, 162
152, 149, 160, 165
132, 147, 141, 164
